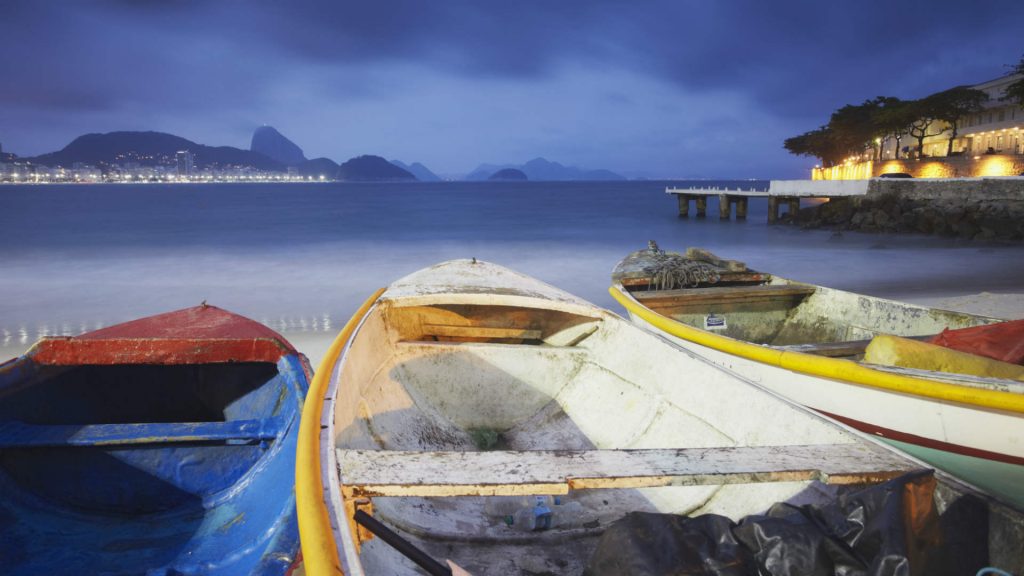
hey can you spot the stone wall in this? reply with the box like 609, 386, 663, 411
813, 155, 1024, 180
875, 155, 1024, 179
795, 177, 1024, 241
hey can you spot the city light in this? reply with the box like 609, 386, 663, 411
0, 160, 333, 184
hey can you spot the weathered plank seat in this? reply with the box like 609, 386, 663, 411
336, 444, 918, 498
421, 324, 542, 340
0, 417, 283, 448
632, 284, 816, 308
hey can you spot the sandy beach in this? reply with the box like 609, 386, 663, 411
4, 290, 1022, 369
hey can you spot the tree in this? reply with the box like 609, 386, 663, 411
784, 97, 909, 165
828, 100, 880, 161
784, 126, 844, 167
873, 98, 915, 159
927, 86, 989, 155
1001, 55, 1024, 107
902, 97, 951, 158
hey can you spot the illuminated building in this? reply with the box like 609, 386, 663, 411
880, 72, 1023, 160
175, 150, 194, 179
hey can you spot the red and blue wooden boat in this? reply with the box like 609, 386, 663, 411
0, 304, 309, 575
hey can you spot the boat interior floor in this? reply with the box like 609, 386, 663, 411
629, 282, 992, 359
332, 303, 934, 574
0, 360, 301, 575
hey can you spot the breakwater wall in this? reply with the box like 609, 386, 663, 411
795, 178, 1024, 241
813, 154, 1024, 180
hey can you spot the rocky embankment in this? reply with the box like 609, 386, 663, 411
795, 178, 1024, 241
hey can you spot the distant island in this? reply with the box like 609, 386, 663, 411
466, 157, 625, 181
488, 168, 528, 181
338, 155, 416, 182
390, 159, 442, 182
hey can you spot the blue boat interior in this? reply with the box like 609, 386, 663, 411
0, 355, 306, 576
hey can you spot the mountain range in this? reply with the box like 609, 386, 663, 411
29, 131, 286, 171
6, 129, 628, 182
251, 126, 306, 165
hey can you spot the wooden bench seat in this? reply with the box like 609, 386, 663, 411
336, 444, 917, 498
421, 324, 542, 340
0, 417, 284, 448
632, 284, 816, 308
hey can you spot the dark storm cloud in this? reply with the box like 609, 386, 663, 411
19, 1, 1014, 109
1, 0, 1021, 174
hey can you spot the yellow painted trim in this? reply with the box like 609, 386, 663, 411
296, 288, 386, 576
609, 285, 1024, 415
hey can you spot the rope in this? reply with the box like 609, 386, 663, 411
643, 252, 721, 290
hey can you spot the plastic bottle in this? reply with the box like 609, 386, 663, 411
511, 501, 553, 531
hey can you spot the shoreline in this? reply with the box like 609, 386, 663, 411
3, 290, 1022, 367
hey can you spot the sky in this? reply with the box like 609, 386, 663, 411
1, 1, 1021, 179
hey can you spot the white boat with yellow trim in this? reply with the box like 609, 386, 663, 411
610, 244, 1024, 507
297, 259, 1024, 575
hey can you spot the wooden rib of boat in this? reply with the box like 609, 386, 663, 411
297, 259, 1024, 576
0, 305, 309, 576
610, 245, 1024, 508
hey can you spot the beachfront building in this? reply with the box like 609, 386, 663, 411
816, 71, 1024, 179
879, 72, 1023, 160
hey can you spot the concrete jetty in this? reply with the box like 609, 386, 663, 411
667, 180, 869, 223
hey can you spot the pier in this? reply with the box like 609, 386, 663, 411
667, 180, 870, 223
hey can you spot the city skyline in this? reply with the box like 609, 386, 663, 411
2, 0, 1023, 179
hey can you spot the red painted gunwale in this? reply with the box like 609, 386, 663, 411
29, 304, 296, 366
819, 409, 1024, 467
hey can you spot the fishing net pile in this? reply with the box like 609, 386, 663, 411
643, 253, 722, 290
639, 245, 749, 290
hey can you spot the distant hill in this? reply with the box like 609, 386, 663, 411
28, 131, 284, 171
390, 159, 441, 182
294, 157, 340, 179
338, 155, 416, 182
465, 162, 515, 181
251, 126, 306, 165
465, 157, 625, 181
488, 168, 528, 181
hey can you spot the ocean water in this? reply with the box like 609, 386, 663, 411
2, 181, 1024, 352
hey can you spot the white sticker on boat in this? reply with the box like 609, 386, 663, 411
704, 314, 727, 331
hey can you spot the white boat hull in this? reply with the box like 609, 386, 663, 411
627, 310, 1024, 507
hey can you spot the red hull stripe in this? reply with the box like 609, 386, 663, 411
32, 337, 290, 365
818, 409, 1024, 467
25, 305, 297, 365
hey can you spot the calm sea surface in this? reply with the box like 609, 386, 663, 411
3, 181, 1024, 350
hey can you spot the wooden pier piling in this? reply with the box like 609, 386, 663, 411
718, 195, 730, 220
717, 195, 750, 220
676, 194, 708, 218
677, 194, 689, 217
667, 180, 868, 225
